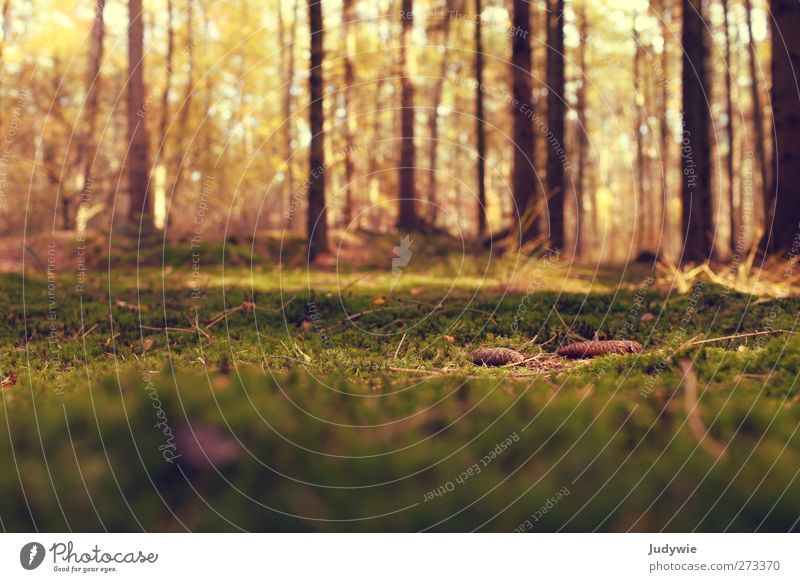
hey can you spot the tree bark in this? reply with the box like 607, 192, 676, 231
744, 0, 769, 238
768, 0, 800, 252
152, 0, 174, 230
546, 0, 566, 250
341, 0, 357, 227
170, 0, 194, 224
721, 0, 737, 254
72, 0, 105, 232
127, 0, 154, 230
398, 0, 417, 230
658, 0, 671, 253
511, 0, 538, 243
680, 0, 714, 263
474, 0, 487, 239
307, 0, 328, 261
633, 7, 646, 251
574, 4, 588, 257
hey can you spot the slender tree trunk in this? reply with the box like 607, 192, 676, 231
574, 4, 588, 257
427, 0, 459, 228
768, 0, 800, 252
341, 0, 357, 227
307, 0, 328, 261
152, 0, 174, 230
398, 0, 417, 229
0, 0, 11, 129
680, 0, 714, 263
127, 0, 154, 230
511, 0, 538, 243
279, 0, 300, 230
720, 0, 737, 254
71, 0, 105, 233
658, 1, 671, 253
475, 0, 487, 239
546, 0, 565, 250
170, 0, 194, 224
744, 0, 769, 237
633, 8, 646, 252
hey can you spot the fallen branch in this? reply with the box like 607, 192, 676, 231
686, 329, 796, 348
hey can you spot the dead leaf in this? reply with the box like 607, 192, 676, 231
373, 295, 388, 305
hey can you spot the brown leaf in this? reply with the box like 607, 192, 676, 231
1, 372, 19, 388
557, 340, 642, 359
373, 295, 388, 304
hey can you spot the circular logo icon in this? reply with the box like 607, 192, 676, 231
20, 542, 46, 570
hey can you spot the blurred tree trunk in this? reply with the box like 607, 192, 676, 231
744, 0, 768, 238
307, 0, 328, 261
546, 0, 565, 250
721, 0, 736, 254
152, 0, 174, 230
511, 0, 538, 243
768, 0, 800, 252
70, 0, 105, 232
427, 0, 460, 228
680, 0, 714, 263
127, 0, 154, 230
170, 0, 194, 225
658, 0, 671, 253
341, 0, 356, 227
474, 0, 487, 239
279, 0, 299, 230
574, 3, 588, 257
633, 8, 645, 252
398, 0, 417, 230
0, 0, 10, 129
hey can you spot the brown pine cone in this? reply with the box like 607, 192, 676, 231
469, 347, 526, 367
557, 340, 643, 359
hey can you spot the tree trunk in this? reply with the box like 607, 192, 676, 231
574, 4, 588, 257
475, 0, 487, 239
0, 0, 11, 129
341, 0, 357, 227
398, 0, 417, 230
427, 0, 460, 228
127, 0, 154, 230
170, 0, 194, 224
768, 0, 800, 252
658, 0, 671, 254
307, 0, 328, 261
680, 0, 714, 263
744, 0, 769, 239
546, 0, 566, 250
718, 0, 736, 254
72, 0, 105, 233
633, 7, 646, 252
152, 0, 174, 230
511, 0, 538, 243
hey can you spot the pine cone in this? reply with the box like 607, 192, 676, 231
557, 340, 642, 359
469, 347, 526, 367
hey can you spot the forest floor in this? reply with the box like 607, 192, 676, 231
1, 231, 799, 531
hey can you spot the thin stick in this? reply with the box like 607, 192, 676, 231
393, 332, 407, 358
687, 329, 796, 347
